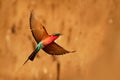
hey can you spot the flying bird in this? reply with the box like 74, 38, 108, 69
24, 12, 75, 65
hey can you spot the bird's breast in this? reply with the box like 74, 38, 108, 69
42, 36, 58, 46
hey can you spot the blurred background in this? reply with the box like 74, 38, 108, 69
0, 0, 120, 80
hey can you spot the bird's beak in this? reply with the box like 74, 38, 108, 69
59, 33, 63, 36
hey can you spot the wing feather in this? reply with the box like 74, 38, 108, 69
30, 12, 49, 43
43, 42, 75, 55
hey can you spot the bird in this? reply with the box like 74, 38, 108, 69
23, 11, 75, 65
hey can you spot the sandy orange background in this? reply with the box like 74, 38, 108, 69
0, 0, 120, 80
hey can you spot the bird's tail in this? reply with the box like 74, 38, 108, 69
23, 48, 39, 65
23, 42, 42, 65
23, 58, 29, 65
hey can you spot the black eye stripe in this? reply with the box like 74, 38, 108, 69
53, 33, 61, 36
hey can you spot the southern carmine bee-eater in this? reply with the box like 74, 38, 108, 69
24, 12, 75, 65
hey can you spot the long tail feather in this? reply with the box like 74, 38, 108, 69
23, 58, 29, 65
23, 42, 42, 65
28, 48, 39, 61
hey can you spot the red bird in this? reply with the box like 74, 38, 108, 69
24, 12, 75, 64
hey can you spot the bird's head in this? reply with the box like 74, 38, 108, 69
52, 33, 62, 36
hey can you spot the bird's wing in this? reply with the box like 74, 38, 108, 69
30, 11, 49, 43
43, 42, 75, 55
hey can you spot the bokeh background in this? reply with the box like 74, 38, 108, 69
0, 0, 120, 80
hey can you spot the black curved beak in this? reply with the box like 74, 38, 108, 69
59, 33, 63, 36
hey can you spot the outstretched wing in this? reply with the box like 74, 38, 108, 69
43, 42, 75, 55
30, 11, 49, 43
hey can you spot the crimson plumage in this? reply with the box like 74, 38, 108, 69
23, 11, 75, 65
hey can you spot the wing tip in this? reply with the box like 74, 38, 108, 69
30, 10, 36, 27
70, 50, 76, 53
30, 10, 33, 29
30, 9, 34, 17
